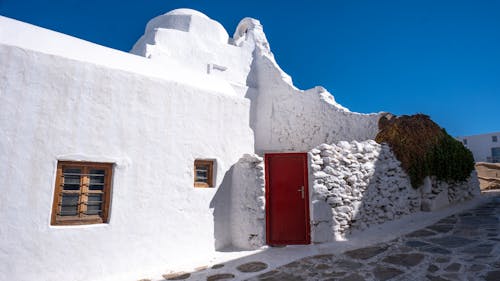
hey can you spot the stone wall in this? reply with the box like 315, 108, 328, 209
420, 173, 480, 211
309, 140, 480, 242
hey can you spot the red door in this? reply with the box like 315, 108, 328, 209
265, 153, 310, 245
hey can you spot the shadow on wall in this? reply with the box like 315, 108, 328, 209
347, 144, 420, 237
210, 165, 234, 251
243, 49, 260, 153
310, 140, 480, 242
310, 141, 421, 242
210, 155, 266, 251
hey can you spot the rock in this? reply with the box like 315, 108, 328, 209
338, 141, 351, 150
336, 205, 351, 214
236, 261, 268, 273
311, 153, 321, 161
419, 246, 452, 255
427, 264, 439, 273
320, 150, 334, 157
327, 196, 343, 205
427, 224, 454, 233
319, 143, 333, 150
444, 263, 461, 272
428, 236, 475, 248
340, 273, 364, 281
344, 245, 388, 260
163, 272, 191, 280
382, 253, 425, 267
332, 259, 363, 270
323, 166, 336, 174
405, 229, 436, 238
315, 184, 329, 200
310, 148, 321, 154
426, 275, 450, 281
313, 159, 323, 165
314, 171, 329, 178
485, 271, 500, 281
206, 273, 235, 281
311, 164, 321, 171
373, 266, 404, 281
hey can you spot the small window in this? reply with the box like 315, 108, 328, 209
194, 160, 214, 188
463, 139, 467, 145
51, 161, 113, 225
493, 136, 498, 142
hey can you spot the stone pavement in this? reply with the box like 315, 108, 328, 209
143, 194, 500, 281
247, 195, 500, 281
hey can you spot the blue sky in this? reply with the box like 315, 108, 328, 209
1, 0, 499, 136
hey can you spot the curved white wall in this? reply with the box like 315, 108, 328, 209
250, 54, 381, 154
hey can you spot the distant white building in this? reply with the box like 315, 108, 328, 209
457, 132, 500, 163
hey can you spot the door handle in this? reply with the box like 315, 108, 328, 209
298, 186, 304, 199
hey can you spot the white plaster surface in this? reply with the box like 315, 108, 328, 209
230, 154, 266, 249
130, 9, 382, 152
0, 8, 408, 281
131, 9, 255, 91
0, 16, 254, 281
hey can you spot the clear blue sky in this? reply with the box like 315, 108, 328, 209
1, 0, 499, 137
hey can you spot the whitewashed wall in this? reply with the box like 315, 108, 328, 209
0, 19, 254, 281
420, 173, 480, 211
1, 9, 389, 281
131, 11, 382, 155
245, 35, 381, 153
230, 154, 266, 249
308, 141, 480, 242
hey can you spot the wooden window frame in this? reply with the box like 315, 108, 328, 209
194, 160, 214, 188
51, 161, 113, 226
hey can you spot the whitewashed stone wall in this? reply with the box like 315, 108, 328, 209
309, 140, 480, 242
420, 172, 480, 211
309, 140, 420, 241
230, 154, 266, 249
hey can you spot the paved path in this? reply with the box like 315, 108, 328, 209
246, 195, 500, 281
151, 194, 500, 281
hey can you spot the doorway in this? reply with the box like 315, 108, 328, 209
265, 153, 310, 245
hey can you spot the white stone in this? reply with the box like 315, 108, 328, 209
327, 196, 343, 205
319, 143, 333, 151
311, 164, 322, 171
310, 148, 321, 154
314, 171, 329, 178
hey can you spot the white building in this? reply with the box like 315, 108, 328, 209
457, 132, 500, 163
0, 9, 480, 281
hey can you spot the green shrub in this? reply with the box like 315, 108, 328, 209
376, 114, 474, 188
